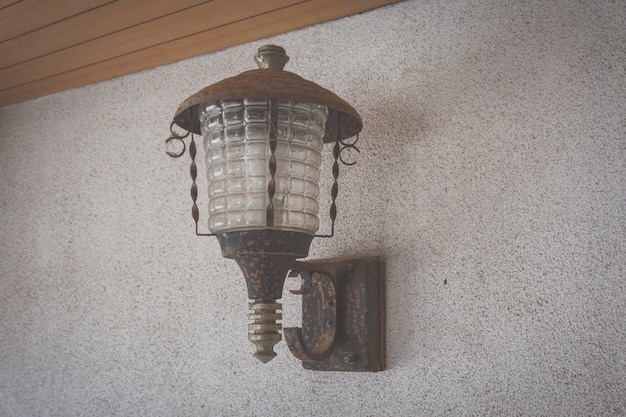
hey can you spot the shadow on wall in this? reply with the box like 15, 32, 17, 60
327, 85, 436, 369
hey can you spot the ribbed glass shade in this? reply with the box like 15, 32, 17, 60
199, 99, 327, 235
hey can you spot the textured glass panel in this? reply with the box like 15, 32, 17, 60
292, 127, 310, 143
208, 130, 222, 145
210, 213, 227, 230
201, 105, 222, 129
307, 149, 322, 164
227, 194, 246, 210
275, 209, 287, 225
222, 100, 242, 108
223, 108, 244, 126
290, 212, 305, 227
305, 214, 318, 229
226, 177, 244, 193
210, 163, 224, 179
277, 106, 291, 123
247, 210, 265, 226
274, 143, 289, 159
290, 144, 308, 161
304, 180, 318, 196
275, 177, 289, 193
245, 107, 268, 122
275, 158, 289, 177
247, 194, 266, 210
272, 193, 286, 209
209, 146, 225, 162
310, 133, 324, 146
247, 142, 266, 157
226, 161, 244, 176
304, 197, 318, 213
290, 161, 306, 177
244, 98, 268, 106
200, 99, 327, 234
277, 123, 290, 140
226, 144, 244, 159
288, 195, 305, 211
209, 180, 225, 196
247, 176, 266, 191
290, 178, 305, 194
292, 108, 310, 128
227, 211, 247, 228
311, 107, 326, 133
246, 159, 266, 176
305, 165, 320, 181
245, 124, 269, 140
208, 113, 222, 128
209, 196, 226, 213
225, 126, 244, 142
201, 116, 211, 135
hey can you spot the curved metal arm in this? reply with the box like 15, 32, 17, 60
284, 271, 336, 362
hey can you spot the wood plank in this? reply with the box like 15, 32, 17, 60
0, 0, 405, 107
0, 0, 112, 42
0, 0, 21, 11
0, 0, 302, 90
0, 0, 207, 68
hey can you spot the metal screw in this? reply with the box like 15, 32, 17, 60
343, 354, 357, 365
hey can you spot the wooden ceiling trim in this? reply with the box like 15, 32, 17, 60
0, 0, 301, 91
0, 0, 21, 12
0, 0, 112, 42
0, 0, 207, 69
0, 0, 404, 107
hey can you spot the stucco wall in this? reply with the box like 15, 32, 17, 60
1, 0, 625, 415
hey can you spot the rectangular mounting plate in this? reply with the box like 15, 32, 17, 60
290, 256, 385, 371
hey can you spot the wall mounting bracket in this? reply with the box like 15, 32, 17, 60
285, 256, 385, 371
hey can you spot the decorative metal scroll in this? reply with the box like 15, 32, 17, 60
338, 134, 360, 166
165, 121, 190, 158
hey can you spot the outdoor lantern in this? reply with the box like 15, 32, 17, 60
166, 45, 384, 371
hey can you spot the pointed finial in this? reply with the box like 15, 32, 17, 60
254, 45, 289, 70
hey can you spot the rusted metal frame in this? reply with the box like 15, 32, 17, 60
314, 112, 341, 238
166, 107, 214, 237
284, 271, 337, 361
266, 98, 278, 227
315, 110, 361, 238
285, 256, 385, 372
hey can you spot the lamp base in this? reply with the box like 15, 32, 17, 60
216, 230, 313, 300
216, 230, 314, 363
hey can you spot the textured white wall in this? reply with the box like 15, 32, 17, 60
1, 0, 625, 415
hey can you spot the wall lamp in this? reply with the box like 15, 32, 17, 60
166, 45, 384, 371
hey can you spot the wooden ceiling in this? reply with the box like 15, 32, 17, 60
0, 0, 404, 107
